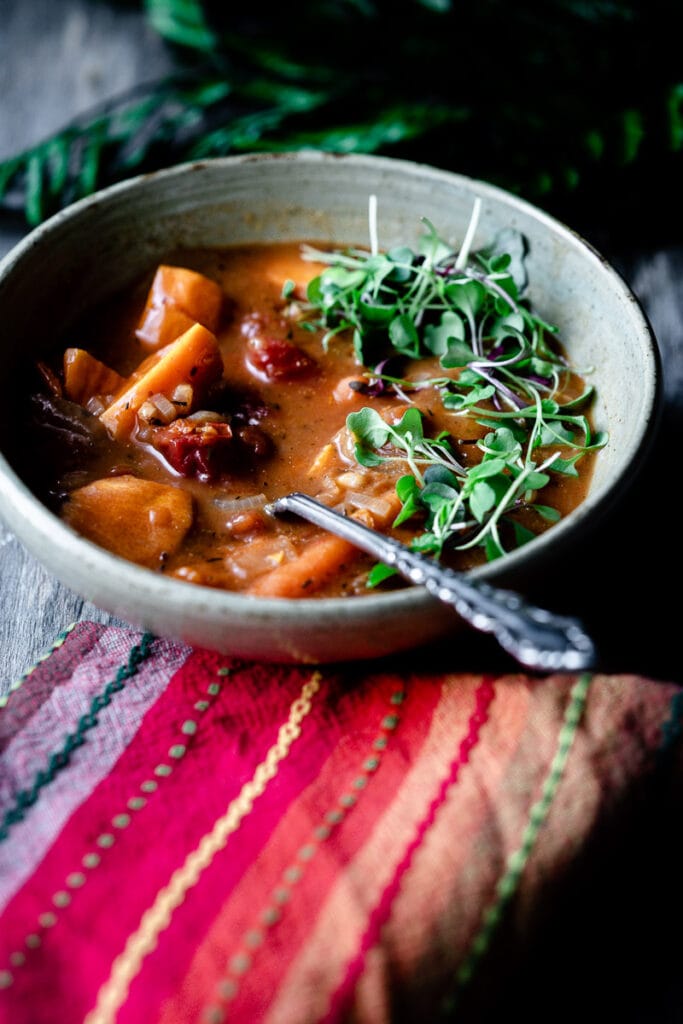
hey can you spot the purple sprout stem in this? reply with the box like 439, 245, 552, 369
471, 366, 526, 410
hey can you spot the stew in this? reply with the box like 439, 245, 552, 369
18, 226, 602, 598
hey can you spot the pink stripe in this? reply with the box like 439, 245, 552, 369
0, 622, 102, 753
0, 632, 188, 913
321, 677, 496, 1023
0, 653, 332, 1024
1, 629, 158, 809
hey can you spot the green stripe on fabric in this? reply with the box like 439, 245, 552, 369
0, 624, 78, 710
0, 633, 155, 841
448, 671, 592, 1003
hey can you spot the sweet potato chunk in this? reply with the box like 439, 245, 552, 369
261, 250, 323, 299
63, 475, 193, 568
136, 265, 224, 350
100, 323, 223, 440
63, 348, 125, 407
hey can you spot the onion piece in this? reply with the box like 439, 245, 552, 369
149, 392, 177, 423
336, 471, 367, 490
187, 410, 225, 424
85, 395, 106, 416
138, 401, 157, 423
172, 383, 193, 406
344, 491, 393, 520
212, 493, 267, 514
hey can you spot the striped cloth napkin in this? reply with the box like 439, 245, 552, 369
0, 622, 680, 1024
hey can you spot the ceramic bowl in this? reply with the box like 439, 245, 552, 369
0, 153, 660, 662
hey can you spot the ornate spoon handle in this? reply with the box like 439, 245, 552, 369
268, 492, 596, 672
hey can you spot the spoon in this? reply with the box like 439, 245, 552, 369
267, 492, 596, 672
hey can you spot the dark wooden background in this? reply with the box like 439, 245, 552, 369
1, 0, 683, 693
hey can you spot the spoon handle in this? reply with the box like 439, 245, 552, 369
268, 492, 596, 672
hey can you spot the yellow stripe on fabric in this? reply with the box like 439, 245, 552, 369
0, 623, 77, 710
452, 671, 592, 995
84, 671, 323, 1024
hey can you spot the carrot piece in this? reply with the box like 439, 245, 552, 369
246, 492, 403, 598
99, 323, 223, 440
63, 348, 126, 407
247, 532, 358, 598
136, 265, 224, 350
63, 475, 193, 568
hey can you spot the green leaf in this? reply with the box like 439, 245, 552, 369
393, 406, 425, 444
484, 532, 506, 561
481, 228, 528, 292
470, 480, 498, 522
491, 310, 526, 340
444, 279, 486, 319
386, 246, 416, 283
443, 383, 495, 409
389, 314, 420, 356
358, 298, 397, 324
347, 407, 391, 449
553, 455, 582, 476
424, 310, 465, 356
320, 266, 368, 291
423, 465, 461, 488
410, 532, 443, 555
393, 474, 423, 526
539, 422, 575, 446
441, 339, 478, 368
367, 563, 398, 587
531, 504, 561, 522
354, 446, 385, 468
480, 427, 522, 461
306, 276, 324, 305
465, 458, 509, 483
352, 327, 365, 363
512, 521, 536, 547
524, 470, 550, 490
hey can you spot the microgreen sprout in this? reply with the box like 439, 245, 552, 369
303, 206, 608, 573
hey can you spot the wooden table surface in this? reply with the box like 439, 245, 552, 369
1, 0, 682, 693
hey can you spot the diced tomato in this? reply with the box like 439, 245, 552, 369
246, 336, 316, 382
153, 419, 232, 482
152, 417, 270, 482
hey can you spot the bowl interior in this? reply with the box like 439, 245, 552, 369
0, 153, 660, 662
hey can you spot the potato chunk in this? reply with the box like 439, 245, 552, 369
99, 323, 223, 441
63, 475, 193, 568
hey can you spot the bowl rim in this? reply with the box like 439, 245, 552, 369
0, 151, 663, 629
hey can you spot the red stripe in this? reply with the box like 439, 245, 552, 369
176, 671, 444, 1024
118, 662, 342, 1024
322, 676, 496, 1022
